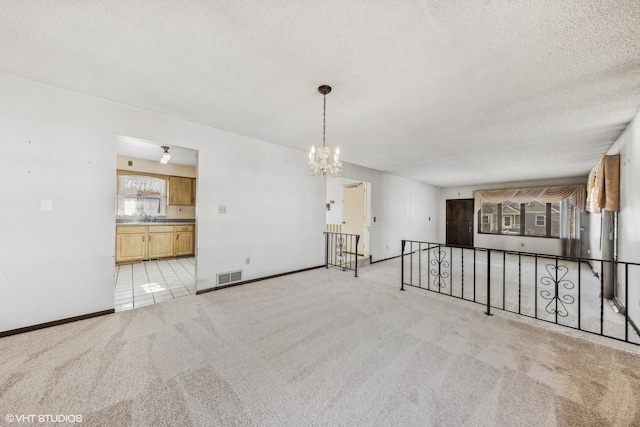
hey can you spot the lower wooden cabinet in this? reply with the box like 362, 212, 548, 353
116, 226, 147, 263
175, 227, 194, 256
148, 226, 175, 259
116, 224, 194, 263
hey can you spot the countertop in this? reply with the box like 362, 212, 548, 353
116, 220, 195, 226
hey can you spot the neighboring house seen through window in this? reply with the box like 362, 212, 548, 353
478, 200, 561, 238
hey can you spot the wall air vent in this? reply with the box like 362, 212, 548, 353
217, 270, 243, 286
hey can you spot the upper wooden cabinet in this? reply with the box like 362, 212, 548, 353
191, 177, 196, 205
169, 176, 195, 206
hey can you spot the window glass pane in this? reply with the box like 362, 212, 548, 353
480, 203, 498, 233
524, 201, 547, 236
117, 175, 167, 217
550, 201, 561, 237
501, 201, 520, 234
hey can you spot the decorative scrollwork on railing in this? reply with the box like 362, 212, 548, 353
336, 237, 346, 270
430, 248, 450, 289
539, 264, 575, 317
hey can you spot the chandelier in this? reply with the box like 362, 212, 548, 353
307, 85, 342, 180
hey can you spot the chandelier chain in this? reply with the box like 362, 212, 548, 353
322, 94, 326, 148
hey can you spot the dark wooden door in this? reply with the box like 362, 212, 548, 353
446, 199, 474, 247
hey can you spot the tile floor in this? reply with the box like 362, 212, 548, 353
114, 257, 196, 312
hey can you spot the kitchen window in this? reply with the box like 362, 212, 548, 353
117, 174, 167, 217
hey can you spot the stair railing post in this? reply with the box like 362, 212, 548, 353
401, 240, 406, 291
485, 249, 492, 316
324, 232, 329, 269
355, 235, 360, 278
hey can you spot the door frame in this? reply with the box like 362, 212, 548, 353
325, 178, 371, 257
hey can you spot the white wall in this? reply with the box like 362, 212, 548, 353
0, 72, 442, 333
440, 177, 586, 255
584, 211, 602, 260
325, 178, 359, 225
341, 163, 440, 261
606, 111, 640, 328
0, 72, 325, 333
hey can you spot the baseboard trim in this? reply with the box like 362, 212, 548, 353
620, 305, 640, 338
628, 316, 640, 338
0, 309, 115, 338
196, 265, 325, 294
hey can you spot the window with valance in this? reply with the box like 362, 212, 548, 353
116, 174, 167, 217
475, 185, 586, 238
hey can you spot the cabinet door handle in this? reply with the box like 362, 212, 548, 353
176, 235, 179, 240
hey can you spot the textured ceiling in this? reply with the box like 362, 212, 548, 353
1, 1, 639, 187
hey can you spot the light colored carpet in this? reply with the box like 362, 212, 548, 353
402, 247, 639, 343
1, 258, 640, 426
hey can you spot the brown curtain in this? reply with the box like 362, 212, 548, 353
474, 185, 587, 212
586, 154, 620, 213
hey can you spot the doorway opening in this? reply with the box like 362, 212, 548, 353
326, 178, 372, 261
114, 136, 198, 311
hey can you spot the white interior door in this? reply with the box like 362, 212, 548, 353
342, 184, 365, 255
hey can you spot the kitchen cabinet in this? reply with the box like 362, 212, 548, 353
191, 178, 196, 205
116, 224, 194, 263
116, 226, 147, 263
174, 225, 194, 256
148, 225, 175, 259
169, 176, 194, 206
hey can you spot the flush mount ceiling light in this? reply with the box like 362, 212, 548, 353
307, 85, 342, 180
160, 146, 171, 164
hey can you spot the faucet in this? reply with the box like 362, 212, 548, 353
139, 212, 148, 222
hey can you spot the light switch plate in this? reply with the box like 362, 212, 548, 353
218, 205, 227, 214
40, 200, 53, 212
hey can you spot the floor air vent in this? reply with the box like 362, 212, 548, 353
217, 270, 242, 286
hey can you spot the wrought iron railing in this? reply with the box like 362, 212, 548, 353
325, 232, 360, 277
401, 240, 640, 346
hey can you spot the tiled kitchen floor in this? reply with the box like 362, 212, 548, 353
114, 257, 196, 312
